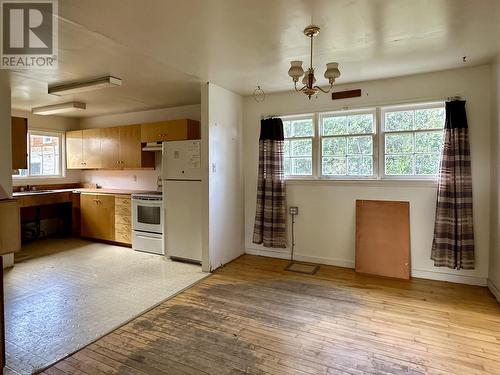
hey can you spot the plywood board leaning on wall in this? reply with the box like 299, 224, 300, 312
355, 200, 410, 279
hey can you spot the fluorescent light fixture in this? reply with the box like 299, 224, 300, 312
32, 102, 86, 115
48, 76, 122, 96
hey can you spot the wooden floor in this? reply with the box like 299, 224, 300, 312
42, 255, 500, 375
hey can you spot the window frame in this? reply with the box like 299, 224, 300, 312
318, 108, 378, 180
380, 102, 445, 181
282, 113, 317, 179
13, 129, 66, 179
280, 101, 445, 182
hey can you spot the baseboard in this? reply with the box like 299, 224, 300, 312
487, 279, 500, 303
245, 248, 487, 286
245, 247, 354, 268
406, 269, 486, 286
245, 247, 291, 260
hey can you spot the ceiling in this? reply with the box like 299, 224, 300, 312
9, 0, 500, 117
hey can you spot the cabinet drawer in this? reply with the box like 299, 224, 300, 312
115, 196, 131, 207
115, 214, 131, 225
115, 223, 131, 244
115, 204, 131, 217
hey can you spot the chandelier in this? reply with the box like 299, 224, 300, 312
288, 25, 341, 99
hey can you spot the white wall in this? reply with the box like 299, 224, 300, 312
489, 55, 500, 301
203, 83, 244, 270
244, 65, 491, 286
11, 109, 81, 186
0, 72, 11, 198
79, 104, 201, 191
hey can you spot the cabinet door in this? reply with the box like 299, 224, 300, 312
100, 127, 120, 169
80, 194, 115, 241
0, 200, 21, 255
119, 125, 142, 168
82, 128, 101, 169
97, 195, 116, 241
66, 130, 83, 169
141, 120, 189, 143
11, 117, 27, 170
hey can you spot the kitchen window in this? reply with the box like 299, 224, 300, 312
13, 130, 64, 178
281, 102, 445, 180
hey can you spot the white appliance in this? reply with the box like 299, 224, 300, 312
131, 192, 164, 255
162, 140, 202, 263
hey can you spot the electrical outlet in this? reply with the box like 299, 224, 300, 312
289, 206, 299, 215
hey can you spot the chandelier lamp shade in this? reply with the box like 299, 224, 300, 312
288, 25, 341, 99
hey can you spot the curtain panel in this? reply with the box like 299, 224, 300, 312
252, 118, 287, 248
431, 100, 475, 270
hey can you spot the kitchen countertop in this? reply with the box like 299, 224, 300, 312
12, 188, 157, 197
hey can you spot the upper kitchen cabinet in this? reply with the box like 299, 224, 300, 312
141, 119, 200, 143
66, 129, 102, 169
11, 117, 27, 170
101, 125, 154, 169
99, 127, 120, 169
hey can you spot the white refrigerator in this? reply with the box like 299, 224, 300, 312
161, 140, 202, 263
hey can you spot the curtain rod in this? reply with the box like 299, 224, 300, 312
259, 95, 465, 120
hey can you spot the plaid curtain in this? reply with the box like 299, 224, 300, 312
252, 118, 287, 248
431, 100, 474, 270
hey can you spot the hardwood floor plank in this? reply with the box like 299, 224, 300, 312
44, 255, 500, 375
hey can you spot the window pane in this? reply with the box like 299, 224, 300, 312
385, 155, 414, 175
322, 157, 346, 175
284, 158, 292, 175
385, 133, 413, 154
348, 136, 372, 155
292, 158, 312, 175
415, 154, 441, 175
347, 156, 372, 175
385, 110, 413, 132
415, 108, 445, 130
415, 131, 443, 153
290, 139, 312, 157
322, 137, 346, 156
29, 134, 60, 176
292, 119, 314, 137
283, 140, 290, 157
283, 121, 292, 138
348, 114, 373, 134
322, 116, 347, 136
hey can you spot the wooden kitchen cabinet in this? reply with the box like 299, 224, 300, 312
0, 200, 21, 255
100, 127, 120, 169
114, 196, 131, 244
141, 119, 200, 143
67, 129, 102, 169
66, 130, 83, 169
11, 117, 28, 170
80, 194, 115, 241
119, 125, 143, 168
82, 129, 102, 169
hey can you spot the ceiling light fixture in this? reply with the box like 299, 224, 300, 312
48, 76, 122, 96
288, 25, 340, 99
32, 102, 86, 115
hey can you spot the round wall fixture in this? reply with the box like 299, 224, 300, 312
253, 85, 266, 103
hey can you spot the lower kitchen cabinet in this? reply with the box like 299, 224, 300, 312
80, 193, 132, 245
80, 194, 115, 242
114, 196, 131, 244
